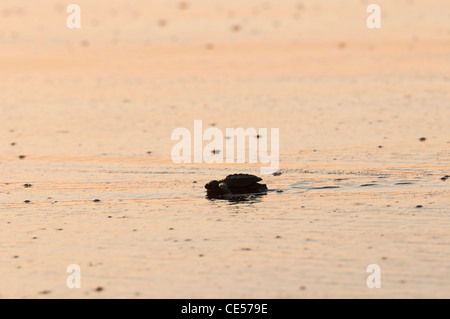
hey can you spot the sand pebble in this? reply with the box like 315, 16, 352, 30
231, 24, 241, 32
179, 2, 189, 10
273, 171, 283, 176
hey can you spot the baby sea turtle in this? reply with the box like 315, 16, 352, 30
205, 174, 268, 198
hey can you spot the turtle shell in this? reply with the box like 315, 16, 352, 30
223, 174, 262, 188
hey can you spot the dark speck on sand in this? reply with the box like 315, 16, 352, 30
231, 24, 241, 32
419, 137, 427, 142
93, 199, 101, 202
179, 2, 189, 10
441, 175, 449, 181
18, 155, 26, 159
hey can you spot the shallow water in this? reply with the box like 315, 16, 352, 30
1, 0, 449, 298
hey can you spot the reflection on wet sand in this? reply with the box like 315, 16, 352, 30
206, 190, 268, 203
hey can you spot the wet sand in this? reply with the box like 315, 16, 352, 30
1, 0, 449, 298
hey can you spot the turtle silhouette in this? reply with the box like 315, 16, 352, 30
205, 174, 268, 198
